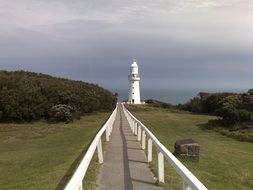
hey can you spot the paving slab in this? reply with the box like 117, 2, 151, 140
97, 105, 162, 190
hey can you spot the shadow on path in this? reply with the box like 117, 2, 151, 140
119, 107, 134, 190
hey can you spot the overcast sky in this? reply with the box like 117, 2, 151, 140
0, 0, 252, 90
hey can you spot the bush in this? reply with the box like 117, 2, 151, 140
185, 97, 202, 113
49, 104, 75, 123
236, 109, 252, 123
181, 91, 253, 126
242, 92, 253, 112
216, 95, 251, 125
248, 89, 253, 95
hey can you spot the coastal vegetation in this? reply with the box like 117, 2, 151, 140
0, 71, 117, 122
0, 112, 109, 190
180, 90, 253, 124
178, 90, 253, 142
127, 105, 253, 190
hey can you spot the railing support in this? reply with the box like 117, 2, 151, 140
109, 119, 113, 134
142, 131, 146, 149
137, 125, 141, 141
97, 138, 103, 164
78, 182, 83, 190
134, 122, 138, 135
106, 127, 110, 142
157, 150, 165, 183
183, 180, 192, 190
148, 138, 152, 162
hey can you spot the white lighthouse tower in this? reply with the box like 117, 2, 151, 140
128, 60, 141, 104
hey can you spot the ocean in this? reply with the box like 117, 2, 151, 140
110, 88, 248, 105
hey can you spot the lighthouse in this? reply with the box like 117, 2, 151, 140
128, 60, 141, 104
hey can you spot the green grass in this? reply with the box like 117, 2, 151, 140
0, 112, 110, 190
213, 127, 253, 142
127, 105, 253, 190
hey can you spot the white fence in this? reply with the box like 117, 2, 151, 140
64, 105, 118, 190
122, 104, 208, 190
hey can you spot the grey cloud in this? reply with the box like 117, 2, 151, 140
0, 0, 252, 90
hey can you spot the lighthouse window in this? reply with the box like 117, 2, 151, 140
132, 87, 134, 89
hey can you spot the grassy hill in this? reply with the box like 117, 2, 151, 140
0, 71, 116, 122
127, 105, 253, 190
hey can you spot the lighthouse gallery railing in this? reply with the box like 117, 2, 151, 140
64, 105, 118, 190
122, 104, 208, 190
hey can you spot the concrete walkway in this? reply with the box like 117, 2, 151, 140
97, 105, 162, 190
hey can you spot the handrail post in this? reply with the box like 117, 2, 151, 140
133, 121, 136, 134
97, 138, 103, 164
134, 122, 138, 135
148, 138, 152, 162
106, 126, 110, 142
183, 180, 192, 190
78, 182, 83, 190
141, 131, 146, 149
137, 125, 141, 141
110, 120, 112, 134
157, 150, 164, 183
131, 118, 134, 133
109, 118, 112, 134
110, 112, 115, 134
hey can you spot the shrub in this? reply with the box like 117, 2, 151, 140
242, 92, 253, 112
185, 97, 202, 113
248, 89, 253, 95
182, 91, 253, 126
236, 109, 252, 123
215, 95, 251, 125
49, 104, 75, 123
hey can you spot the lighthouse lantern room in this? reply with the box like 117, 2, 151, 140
128, 60, 141, 104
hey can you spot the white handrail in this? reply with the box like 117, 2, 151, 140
64, 105, 118, 190
122, 104, 208, 190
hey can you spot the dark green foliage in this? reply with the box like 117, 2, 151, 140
183, 97, 202, 112
181, 90, 253, 126
215, 95, 251, 124
242, 91, 253, 112
145, 99, 172, 109
199, 92, 235, 114
0, 71, 117, 121
236, 109, 252, 122
248, 89, 253, 95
